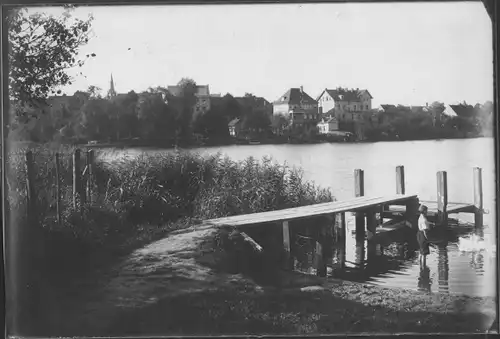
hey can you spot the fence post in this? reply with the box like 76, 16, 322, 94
396, 165, 405, 195
55, 153, 61, 226
436, 171, 448, 226
73, 149, 81, 210
473, 167, 483, 228
86, 149, 94, 205
282, 220, 292, 270
354, 169, 365, 240
25, 150, 43, 330
25, 151, 38, 230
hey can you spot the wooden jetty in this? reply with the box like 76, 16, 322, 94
202, 166, 484, 277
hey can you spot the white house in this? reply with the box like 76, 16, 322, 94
317, 117, 339, 134
317, 88, 373, 121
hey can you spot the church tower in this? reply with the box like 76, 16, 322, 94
107, 73, 117, 98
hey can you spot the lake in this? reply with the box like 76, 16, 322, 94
101, 138, 497, 297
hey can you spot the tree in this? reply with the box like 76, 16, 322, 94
241, 109, 271, 132
175, 78, 198, 139
87, 85, 102, 99
7, 6, 95, 106
136, 92, 176, 140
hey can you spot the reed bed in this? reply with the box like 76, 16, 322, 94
5, 145, 333, 274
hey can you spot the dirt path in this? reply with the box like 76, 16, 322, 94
65, 225, 259, 335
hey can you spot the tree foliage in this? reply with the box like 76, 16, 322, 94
7, 7, 95, 105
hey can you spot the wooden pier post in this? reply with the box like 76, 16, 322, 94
354, 169, 366, 240
473, 167, 483, 228
282, 220, 292, 270
366, 208, 377, 241
315, 240, 327, 277
396, 165, 405, 195
436, 171, 448, 226
334, 213, 346, 246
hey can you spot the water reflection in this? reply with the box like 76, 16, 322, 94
418, 260, 432, 293
291, 223, 495, 297
437, 242, 449, 294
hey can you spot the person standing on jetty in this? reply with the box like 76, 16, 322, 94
417, 204, 431, 264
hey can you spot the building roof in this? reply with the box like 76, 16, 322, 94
274, 88, 317, 105
318, 87, 373, 102
447, 104, 477, 117
167, 85, 210, 97
235, 96, 271, 108
228, 118, 241, 127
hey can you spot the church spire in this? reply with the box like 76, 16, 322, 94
107, 73, 117, 98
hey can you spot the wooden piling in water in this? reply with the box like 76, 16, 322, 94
282, 220, 292, 269
354, 169, 365, 240
473, 167, 483, 228
396, 165, 405, 195
55, 153, 61, 226
436, 171, 448, 226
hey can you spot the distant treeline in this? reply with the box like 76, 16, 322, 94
7, 81, 494, 147
360, 103, 493, 142
8, 78, 272, 146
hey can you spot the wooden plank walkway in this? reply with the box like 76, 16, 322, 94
204, 194, 417, 227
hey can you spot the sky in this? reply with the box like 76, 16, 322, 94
31, 2, 493, 107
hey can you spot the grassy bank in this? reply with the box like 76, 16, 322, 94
108, 281, 496, 335
5, 144, 333, 335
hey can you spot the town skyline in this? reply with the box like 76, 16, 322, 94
34, 2, 492, 107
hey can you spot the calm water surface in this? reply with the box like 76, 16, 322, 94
101, 138, 497, 297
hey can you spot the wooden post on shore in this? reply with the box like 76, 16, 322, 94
86, 149, 94, 205
396, 165, 405, 195
436, 171, 448, 226
282, 220, 292, 270
473, 167, 483, 228
55, 153, 61, 226
73, 149, 81, 210
354, 169, 365, 240
315, 239, 327, 277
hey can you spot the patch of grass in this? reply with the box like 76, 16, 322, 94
104, 283, 496, 336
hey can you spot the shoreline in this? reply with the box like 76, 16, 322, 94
81, 135, 490, 150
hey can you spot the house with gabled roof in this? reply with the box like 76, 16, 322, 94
443, 103, 478, 118
235, 96, 273, 117
317, 87, 373, 116
273, 86, 319, 127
